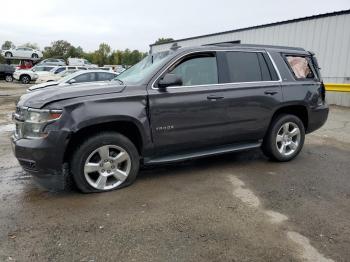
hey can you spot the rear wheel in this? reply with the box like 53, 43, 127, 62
5, 75, 13, 82
20, 74, 31, 84
5, 52, 12, 58
32, 53, 39, 59
262, 114, 305, 161
70, 132, 140, 193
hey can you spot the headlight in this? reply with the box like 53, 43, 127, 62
14, 107, 62, 139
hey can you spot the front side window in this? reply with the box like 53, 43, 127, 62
170, 55, 218, 86
286, 56, 315, 79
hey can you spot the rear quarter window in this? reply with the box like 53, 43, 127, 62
285, 55, 316, 80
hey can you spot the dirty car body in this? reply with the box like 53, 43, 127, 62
11, 44, 329, 192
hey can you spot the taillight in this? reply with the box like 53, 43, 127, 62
320, 82, 326, 103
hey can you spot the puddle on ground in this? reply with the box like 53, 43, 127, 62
0, 124, 15, 133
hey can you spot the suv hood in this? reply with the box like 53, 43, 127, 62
18, 82, 126, 108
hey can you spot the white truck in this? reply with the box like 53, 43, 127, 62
68, 58, 97, 67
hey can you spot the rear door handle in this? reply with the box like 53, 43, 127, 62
207, 95, 224, 100
264, 91, 278, 95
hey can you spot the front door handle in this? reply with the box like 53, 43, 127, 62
264, 91, 278, 95
207, 95, 224, 100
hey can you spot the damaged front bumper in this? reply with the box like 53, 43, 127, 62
11, 131, 71, 190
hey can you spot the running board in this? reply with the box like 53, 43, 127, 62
144, 141, 261, 165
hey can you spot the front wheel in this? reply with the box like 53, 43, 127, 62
262, 114, 305, 161
20, 75, 31, 84
32, 53, 39, 59
70, 132, 140, 193
5, 75, 13, 82
5, 52, 12, 58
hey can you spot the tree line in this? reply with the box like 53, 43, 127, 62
1, 40, 149, 66
1, 38, 175, 66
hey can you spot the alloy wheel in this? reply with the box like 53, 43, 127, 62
5, 75, 13, 82
22, 76, 30, 84
84, 145, 131, 190
276, 122, 301, 156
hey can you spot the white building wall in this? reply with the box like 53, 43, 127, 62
151, 13, 350, 84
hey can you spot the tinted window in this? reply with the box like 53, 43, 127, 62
224, 52, 266, 83
73, 73, 95, 83
286, 56, 315, 79
68, 67, 76, 70
78, 67, 87, 70
97, 72, 115, 81
170, 55, 218, 86
55, 67, 65, 74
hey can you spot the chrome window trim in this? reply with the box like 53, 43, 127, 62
151, 49, 282, 90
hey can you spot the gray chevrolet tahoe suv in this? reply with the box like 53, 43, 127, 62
12, 44, 329, 193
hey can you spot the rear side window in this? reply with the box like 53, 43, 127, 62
286, 56, 315, 79
54, 67, 65, 74
73, 73, 96, 83
223, 51, 277, 83
97, 72, 115, 81
225, 52, 261, 82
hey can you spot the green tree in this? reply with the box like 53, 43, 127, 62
43, 40, 73, 59
22, 42, 39, 50
1, 41, 15, 50
66, 46, 84, 58
95, 43, 111, 66
154, 38, 174, 45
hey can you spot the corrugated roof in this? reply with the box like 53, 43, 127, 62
150, 9, 350, 47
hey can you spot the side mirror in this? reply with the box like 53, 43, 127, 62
158, 73, 182, 89
68, 79, 76, 84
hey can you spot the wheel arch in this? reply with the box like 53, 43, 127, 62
63, 119, 145, 163
20, 74, 31, 81
268, 104, 309, 134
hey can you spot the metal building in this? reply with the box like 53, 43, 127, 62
150, 10, 350, 106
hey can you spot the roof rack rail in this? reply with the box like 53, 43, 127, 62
202, 43, 305, 51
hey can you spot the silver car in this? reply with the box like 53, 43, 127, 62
37, 58, 66, 66
28, 70, 118, 91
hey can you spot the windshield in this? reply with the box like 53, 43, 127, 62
60, 70, 77, 77
113, 51, 171, 85
33, 67, 47, 72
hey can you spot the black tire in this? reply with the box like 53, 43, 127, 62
32, 53, 38, 59
70, 132, 140, 193
5, 52, 12, 58
5, 75, 13, 82
262, 114, 305, 162
20, 74, 31, 84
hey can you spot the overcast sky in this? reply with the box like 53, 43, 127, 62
0, 0, 349, 52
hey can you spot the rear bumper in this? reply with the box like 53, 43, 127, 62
11, 131, 70, 190
307, 104, 329, 133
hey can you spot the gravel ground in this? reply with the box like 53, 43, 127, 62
0, 81, 349, 262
